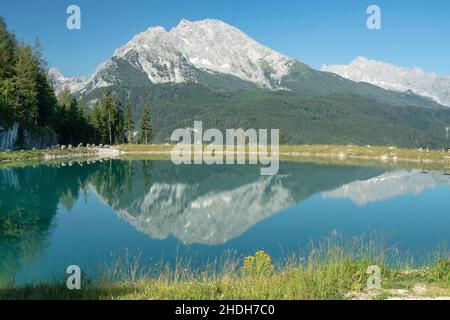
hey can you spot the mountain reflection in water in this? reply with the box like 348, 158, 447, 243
1, 160, 449, 284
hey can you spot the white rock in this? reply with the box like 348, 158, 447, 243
48, 68, 87, 94
81, 19, 295, 92
321, 56, 450, 107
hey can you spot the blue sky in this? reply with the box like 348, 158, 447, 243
1, 0, 449, 77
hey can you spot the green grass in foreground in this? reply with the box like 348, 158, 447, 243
1, 234, 448, 300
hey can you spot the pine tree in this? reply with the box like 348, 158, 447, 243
115, 108, 125, 144
101, 92, 114, 145
0, 16, 82, 146
0, 18, 16, 122
91, 101, 105, 143
14, 44, 38, 124
124, 103, 135, 143
34, 37, 57, 127
100, 91, 121, 145
0, 17, 16, 80
139, 103, 152, 145
57, 87, 73, 109
67, 97, 80, 144
0, 78, 14, 124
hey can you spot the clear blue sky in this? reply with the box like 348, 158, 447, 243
1, 0, 449, 77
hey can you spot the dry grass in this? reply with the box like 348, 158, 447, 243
1, 234, 448, 300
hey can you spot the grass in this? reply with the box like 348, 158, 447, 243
117, 143, 450, 172
118, 143, 175, 153
279, 144, 450, 163
0, 147, 100, 167
118, 143, 450, 162
0, 149, 43, 162
3, 144, 450, 172
1, 234, 448, 300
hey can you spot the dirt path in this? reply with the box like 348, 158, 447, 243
348, 284, 450, 300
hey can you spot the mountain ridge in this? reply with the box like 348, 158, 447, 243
321, 56, 450, 107
80, 19, 295, 93
64, 19, 445, 111
48, 67, 87, 94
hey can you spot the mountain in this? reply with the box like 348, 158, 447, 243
322, 170, 450, 206
321, 56, 450, 107
81, 19, 294, 93
48, 68, 87, 94
66, 19, 450, 147
78, 19, 442, 109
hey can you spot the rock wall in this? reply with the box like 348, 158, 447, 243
0, 122, 58, 150
0, 123, 19, 150
22, 128, 58, 150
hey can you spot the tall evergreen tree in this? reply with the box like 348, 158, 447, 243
91, 101, 105, 143
139, 103, 152, 145
0, 78, 14, 124
57, 87, 73, 109
0, 17, 16, 80
115, 107, 125, 144
0, 17, 16, 122
14, 44, 38, 124
124, 103, 135, 143
100, 91, 121, 145
101, 91, 114, 145
67, 97, 80, 144
34, 37, 57, 126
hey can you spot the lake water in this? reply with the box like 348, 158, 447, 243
1, 159, 449, 285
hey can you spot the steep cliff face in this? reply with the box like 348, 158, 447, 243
0, 123, 19, 150
0, 122, 58, 150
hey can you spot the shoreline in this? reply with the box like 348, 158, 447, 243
118, 144, 450, 171
1, 144, 450, 171
0, 147, 122, 168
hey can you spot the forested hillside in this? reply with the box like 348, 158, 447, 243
0, 17, 93, 147
0, 17, 151, 149
80, 82, 450, 148
0, 18, 55, 127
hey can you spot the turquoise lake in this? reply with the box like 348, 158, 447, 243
1, 159, 449, 285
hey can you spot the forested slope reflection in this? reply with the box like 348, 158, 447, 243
0, 164, 95, 285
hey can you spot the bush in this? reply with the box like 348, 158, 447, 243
241, 251, 274, 277
432, 259, 450, 282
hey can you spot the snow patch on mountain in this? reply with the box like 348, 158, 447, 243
321, 57, 450, 107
